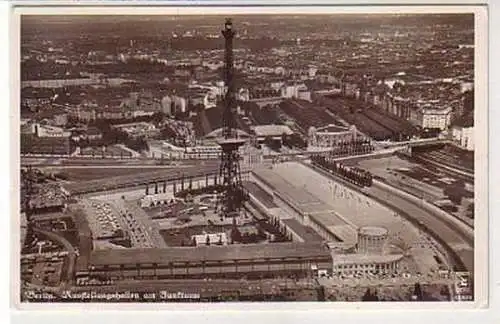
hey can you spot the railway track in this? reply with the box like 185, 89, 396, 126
419, 151, 474, 174
413, 155, 474, 183
307, 162, 473, 273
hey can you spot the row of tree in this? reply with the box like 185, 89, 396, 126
282, 133, 307, 149
311, 155, 373, 187
145, 182, 169, 196
361, 283, 426, 302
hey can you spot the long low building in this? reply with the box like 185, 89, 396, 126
251, 167, 358, 246
75, 242, 334, 282
332, 253, 404, 275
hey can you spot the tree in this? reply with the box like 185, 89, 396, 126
230, 226, 242, 243
362, 288, 379, 301
466, 202, 474, 218
161, 125, 177, 139
152, 112, 165, 125
444, 181, 465, 205
413, 283, 423, 301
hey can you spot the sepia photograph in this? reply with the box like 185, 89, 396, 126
12, 4, 488, 309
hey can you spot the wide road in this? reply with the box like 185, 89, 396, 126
413, 155, 474, 182
308, 163, 474, 272
21, 158, 217, 168
368, 185, 473, 245
33, 164, 206, 170
32, 228, 76, 287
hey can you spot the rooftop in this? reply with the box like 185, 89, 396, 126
252, 168, 357, 244
333, 253, 404, 265
314, 124, 350, 133
253, 124, 293, 137
358, 226, 389, 237
280, 218, 325, 243
81, 242, 332, 268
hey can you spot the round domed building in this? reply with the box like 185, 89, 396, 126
357, 226, 388, 254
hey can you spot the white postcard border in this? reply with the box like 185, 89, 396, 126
8, 1, 491, 314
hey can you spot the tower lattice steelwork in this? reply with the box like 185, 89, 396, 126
217, 18, 248, 218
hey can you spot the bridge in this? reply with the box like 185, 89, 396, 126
247, 96, 284, 108
21, 138, 452, 168
377, 137, 451, 148
376, 137, 451, 158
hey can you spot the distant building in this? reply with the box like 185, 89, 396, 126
451, 125, 474, 151
451, 111, 474, 151
238, 88, 250, 101
274, 66, 286, 76
281, 83, 307, 99
357, 226, 388, 255
172, 95, 187, 114
416, 107, 452, 130
240, 87, 283, 107
307, 125, 366, 150
202, 60, 224, 71
75, 242, 333, 282
70, 106, 97, 122
241, 143, 264, 169
99, 107, 126, 120
384, 95, 413, 120
188, 90, 217, 110
332, 254, 404, 275
161, 95, 173, 115
112, 121, 158, 138
30, 123, 71, 138
21, 78, 95, 89
85, 126, 103, 141
22, 98, 48, 109
298, 89, 312, 102
192, 233, 228, 246
252, 124, 293, 143
270, 81, 285, 92
460, 82, 474, 93
21, 127, 71, 155
214, 81, 227, 97
342, 82, 359, 98
308, 66, 318, 78
53, 113, 68, 127
140, 192, 174, 208
120, 91, 162, 117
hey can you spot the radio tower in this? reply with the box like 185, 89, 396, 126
217, 18, 247, 218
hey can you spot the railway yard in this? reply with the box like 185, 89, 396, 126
20, 145, 476, 303
19, 131, 477, 300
